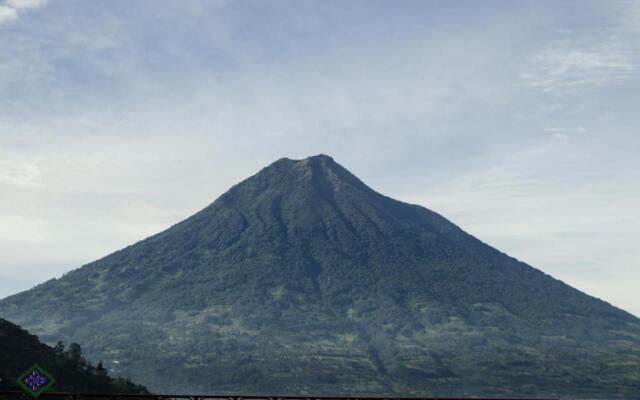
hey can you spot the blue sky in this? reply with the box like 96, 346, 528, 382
1, 0, 639, 316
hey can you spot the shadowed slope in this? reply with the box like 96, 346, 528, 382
0, 318, 147, 393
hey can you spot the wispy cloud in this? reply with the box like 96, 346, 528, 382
543, 126, 587, 140
521, 37, 636, 94
0, 0, 46, 24
0, 161, 43, 188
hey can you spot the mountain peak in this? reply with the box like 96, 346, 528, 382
268, 154, 340, 174
221, 154, 372, 207
274, 154, 336, 164
300, 153, 337, 165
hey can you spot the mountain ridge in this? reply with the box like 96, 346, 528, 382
1, 154, 639, 398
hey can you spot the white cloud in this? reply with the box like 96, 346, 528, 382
6, 0, 46, 10
0, 4, 17, 22
552, 133, 569, 140
0, 0, 46, 24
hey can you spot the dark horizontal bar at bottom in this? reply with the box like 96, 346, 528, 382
0, 390, 560, 400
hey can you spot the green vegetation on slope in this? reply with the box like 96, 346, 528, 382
0, 318, 148, 393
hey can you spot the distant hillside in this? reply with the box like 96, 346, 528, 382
1, 155, 639, 398
0, 318, 147, 393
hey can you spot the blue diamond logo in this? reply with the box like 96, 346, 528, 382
17, 364, 56, 398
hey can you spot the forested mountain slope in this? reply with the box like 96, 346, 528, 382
1, 155, 639, 398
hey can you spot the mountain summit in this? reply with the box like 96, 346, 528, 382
1, 155, 639, 398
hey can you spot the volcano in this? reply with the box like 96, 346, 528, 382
1, 155, 639, 398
